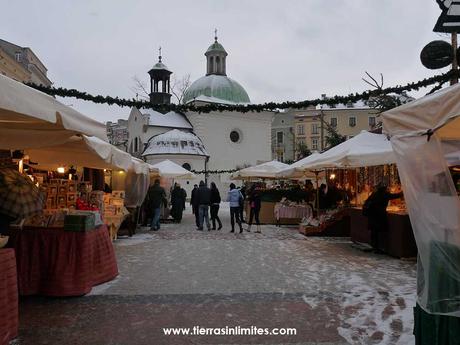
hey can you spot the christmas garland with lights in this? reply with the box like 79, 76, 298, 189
191, 169, 239, 175
25, 70, 459, 114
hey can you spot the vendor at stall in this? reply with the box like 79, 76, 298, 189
364, 183, 403, 253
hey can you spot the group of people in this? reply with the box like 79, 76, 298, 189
145, 179, 262, 233
190, 181, 262, 233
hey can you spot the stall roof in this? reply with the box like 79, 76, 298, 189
306, 131, 396, 170
231, 160, 289, 180
0, 74, 107, 150
26, 136, 140, 172
149, 159, 196, 179
383, 83, 460, 140
276, 153, 322, 179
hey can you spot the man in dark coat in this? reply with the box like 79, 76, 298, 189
365, 183, 403, 253
196, 181, 211, 231
170, 183, 185, 223
147, 179, 166, 231
190, 184, 199, 227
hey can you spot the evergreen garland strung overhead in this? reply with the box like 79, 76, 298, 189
191, 169, 239, 175
24, 70, 459, 114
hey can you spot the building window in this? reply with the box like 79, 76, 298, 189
230, 130, 241, 143
297, 138, 305, 145
311, 123, 319, 135
277, 131, 283, 144
15, 52, 22, 62
349, 117, 356, 127
297, 124, 304, 135
312, 137, 318, 150
134, 137, 139, 152
182, 163, 191, 171
368, 116, 376, 127
330, 117, 337, 127
278, 152, 284, 162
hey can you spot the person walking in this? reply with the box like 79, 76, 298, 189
147, 179, 166, 231
227, 183, 243, 233
210, 182, 223, 230
196, 181, 211, 231
190, 184, 199, 228
363, 183, 403, 253
239, 185, 246, 223
246, 184, 262, 233
170, 183, 185, 223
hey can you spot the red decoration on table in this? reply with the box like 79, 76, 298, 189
0, 248, 18, 345
12, 225, 118, 296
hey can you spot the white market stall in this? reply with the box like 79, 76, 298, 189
383, 83, 460, 317
231, 160, 289, 180
0, 74, 107, 149
276, 153, 322, 179
150, 159, 196, 179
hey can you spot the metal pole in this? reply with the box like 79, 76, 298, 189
452, 32, 458, 85
315, 170, 320, 217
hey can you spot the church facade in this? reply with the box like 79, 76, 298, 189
124, 35, 273, 194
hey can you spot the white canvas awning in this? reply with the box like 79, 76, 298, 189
231, 160, 289, 180
149, 159, 196, 179
276, 153, 322, 179
0, 74, 107, 150
382, 84, 460, 317
306, 131, 396, 170
26, 136, 134, 172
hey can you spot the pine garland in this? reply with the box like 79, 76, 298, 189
24, 70, 459, 114
191, 169, 239, 175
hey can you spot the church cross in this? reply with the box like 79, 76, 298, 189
214, 28, 218, 42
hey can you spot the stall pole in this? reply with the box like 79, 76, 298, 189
355, 168, 359, 207
314, 170, 320, 217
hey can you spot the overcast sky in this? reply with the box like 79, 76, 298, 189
1, 0, 451, 122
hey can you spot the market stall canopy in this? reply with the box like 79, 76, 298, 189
26, 136, 134, 172
0, 74, 107, 150
149, 160, 196, 179
306, 131, 396, 170
231, 160, 290, 180
383, 82, 460, 140
382, 84, 460, 317
276, 153, 322, 179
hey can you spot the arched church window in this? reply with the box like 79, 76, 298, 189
182, 163, 191, 171
209, 57, 214, 73
134, 137, 139, 152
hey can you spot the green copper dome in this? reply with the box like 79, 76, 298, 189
206, 41, 227, 54
183, 75, 250, 105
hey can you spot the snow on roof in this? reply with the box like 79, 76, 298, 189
141, 109, 193, 129
142, 129, 209, 157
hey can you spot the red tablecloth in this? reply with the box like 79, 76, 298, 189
14, 225, 118, 296
0, 248, 18, 345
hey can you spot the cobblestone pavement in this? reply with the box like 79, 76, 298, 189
16, 204, 417, 345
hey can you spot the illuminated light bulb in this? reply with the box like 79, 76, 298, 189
57, 167, 65, 174
330, 173, 336, 180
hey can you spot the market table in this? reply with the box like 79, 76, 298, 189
348, 207, 417, 258
12, 224, 118, 296
274, 203, 313, 226
0, 248, 18, 345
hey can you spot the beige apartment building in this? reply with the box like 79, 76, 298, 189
0, 38, 52, 86
293, 99, 380, 159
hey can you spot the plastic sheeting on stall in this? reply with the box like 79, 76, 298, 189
383, 83, 460, 317
112, 169, 150, 208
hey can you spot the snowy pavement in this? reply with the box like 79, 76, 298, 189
17, 204, 417, 344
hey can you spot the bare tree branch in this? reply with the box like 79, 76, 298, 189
130, 75, 150, 101
170, 74, 191, 104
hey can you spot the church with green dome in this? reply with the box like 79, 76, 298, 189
183, 34, 251, 105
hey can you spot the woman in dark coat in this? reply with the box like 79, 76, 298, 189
210, 182, 222, 230
170, 183, 185, 223
246, 184, 262, 233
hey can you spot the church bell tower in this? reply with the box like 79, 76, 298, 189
148, 47, 172, 105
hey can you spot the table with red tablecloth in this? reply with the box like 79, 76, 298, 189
0, 248, 18, 345
12, 224, 118, 296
